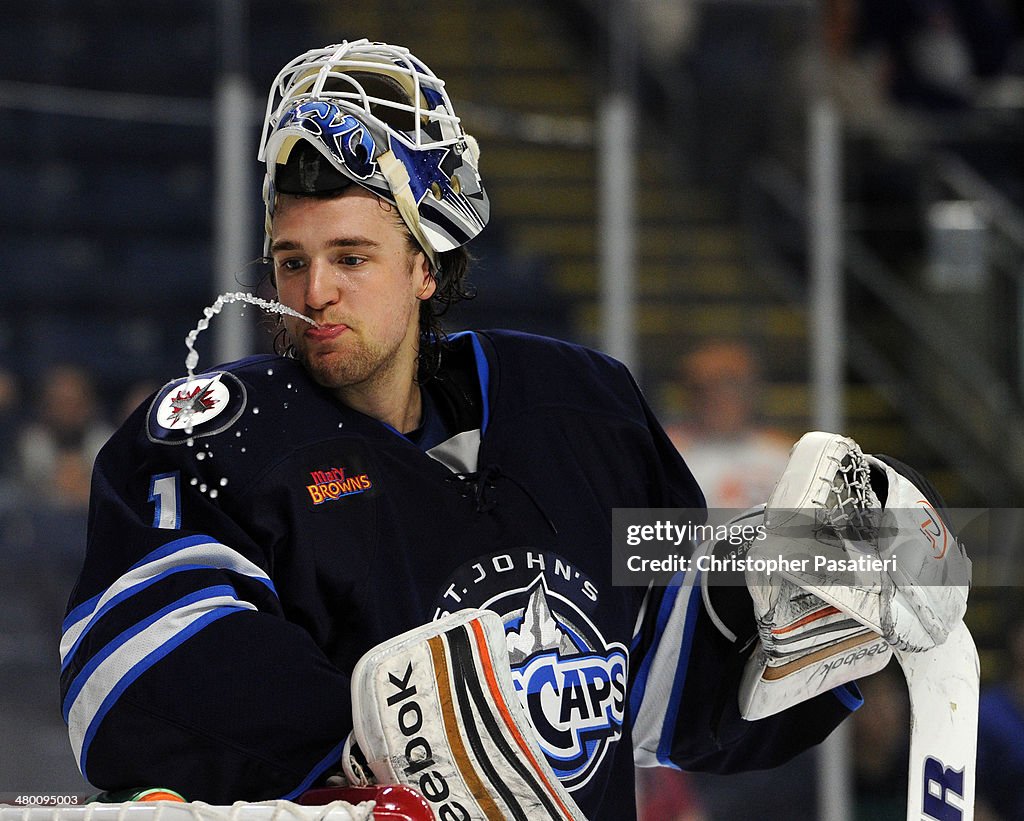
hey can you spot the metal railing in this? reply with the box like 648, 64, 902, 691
746, 152, 1024, 507
929, 151, 1024, 397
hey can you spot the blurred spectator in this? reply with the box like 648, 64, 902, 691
638, 0, 701, 73
641, 342, 802, 821
666, 339, 793, 510
852, 662, 910, 821
0, 368, 23, 496
118, 378, 162, 423
636, 764, 707, 821
0, 369, 95, 796
15, 363, 113, 510
827, 0, 1017, 118
976, 606, 1024, 820
855, 0, 1016, 110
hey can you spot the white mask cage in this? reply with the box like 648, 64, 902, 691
259, 40, 488, 264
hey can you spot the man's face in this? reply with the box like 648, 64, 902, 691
270, 188, 435, 394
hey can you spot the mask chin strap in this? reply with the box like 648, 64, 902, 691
262, 175, 276, 258
377, 149, 440, 272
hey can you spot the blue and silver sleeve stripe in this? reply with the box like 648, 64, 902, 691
630, 562, 703, 769
64, 586, 255, 775
60, 534, 275, 672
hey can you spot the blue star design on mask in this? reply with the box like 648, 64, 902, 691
389, 139, 453, 204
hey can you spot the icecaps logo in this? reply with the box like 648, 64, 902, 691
502, 576, 626, 791
431, 551, 624, 792
306, 466, 373, 505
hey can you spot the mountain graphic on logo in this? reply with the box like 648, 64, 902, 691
505, 577, 579, 666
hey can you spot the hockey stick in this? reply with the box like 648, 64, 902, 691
893, 619, 979, 821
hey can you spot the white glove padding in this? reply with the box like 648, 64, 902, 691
347, 608, 586, 821
761, 431, 971, 653
716, 512, 893, 721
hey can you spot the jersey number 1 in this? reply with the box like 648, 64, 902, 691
148, 472, 181, 530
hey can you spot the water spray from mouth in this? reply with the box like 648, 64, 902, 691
185, 291, 319, 376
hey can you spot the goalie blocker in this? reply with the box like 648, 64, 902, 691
342, 608, 585, 821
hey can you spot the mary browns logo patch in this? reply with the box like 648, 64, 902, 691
306, 466, 374, 504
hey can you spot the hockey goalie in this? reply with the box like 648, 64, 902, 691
56, 33, 977, 821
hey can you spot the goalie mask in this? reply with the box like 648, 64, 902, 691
258, 39, 489, 268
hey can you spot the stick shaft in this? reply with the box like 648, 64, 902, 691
894, 620, 979, 821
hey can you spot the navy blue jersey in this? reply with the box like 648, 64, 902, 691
61, 330, 853, 819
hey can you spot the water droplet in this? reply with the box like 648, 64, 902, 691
219, 478, 228, 487
253, 407, 260, 415
196, 452, 206, 461
240, 447, 247, 453
199, 483, 208, 492
235, 431, 242, 438
184, 293, 318, 376
286, 383, 292, 390
186, 438, 194, 447
209, 489, 219, 499
283, 403, 289, 409
190, 478, 198, 486
267, 368, 274, 376
338, 422, 344, 428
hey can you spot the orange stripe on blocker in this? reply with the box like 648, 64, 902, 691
772, 605, 841, 636
468, 617, 576, 820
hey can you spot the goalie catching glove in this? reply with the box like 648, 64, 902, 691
338, 608, 585, 821
728, 431, 971, 720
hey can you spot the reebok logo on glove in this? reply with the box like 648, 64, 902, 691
815, 638, 890, 682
